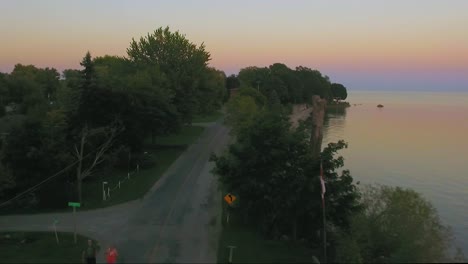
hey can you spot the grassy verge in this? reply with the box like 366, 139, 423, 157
217, 193, 319, 263
192, 111, 223, 123
81, 147, 185, 209
0, 125, 205, 214
0, 232, 97, 263
81, 125, 205, 209
147, 125, 205, 146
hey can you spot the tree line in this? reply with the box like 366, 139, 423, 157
0, 27, 226, 208
226, 63, 348, 104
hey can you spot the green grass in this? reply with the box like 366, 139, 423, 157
0, 125, 205, 214
217, 194, 319, 263
81, 125, 205, 209
81, 147, 185, 209
0, 232, 97, 263
151, 125, 205, 146
192, 111, 223, 123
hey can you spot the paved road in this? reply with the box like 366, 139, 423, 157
0, 121, 230, 263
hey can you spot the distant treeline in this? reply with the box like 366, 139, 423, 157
226, 63, 348, 104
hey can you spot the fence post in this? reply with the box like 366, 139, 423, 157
119, 181, 121, 189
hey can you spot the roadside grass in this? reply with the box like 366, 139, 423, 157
0, 231, 96, 263
146, 125, 205, 146
217, 193, 319, 263
81, 147, 185, 209
81, 125, 205, 209
0, 125, 205, 214
192, 111, 223, 123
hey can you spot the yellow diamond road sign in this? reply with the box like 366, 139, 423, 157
224, 193, 236, 205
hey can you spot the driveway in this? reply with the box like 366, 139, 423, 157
0, 121, 230, 263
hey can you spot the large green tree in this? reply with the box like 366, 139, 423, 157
212, 108, 361, 240
127, 26, 211, 123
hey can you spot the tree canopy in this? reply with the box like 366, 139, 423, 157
237, 64, 333, 105
335, 185, 455, 263
0, 27, 226, 208
331, 83, 348, 101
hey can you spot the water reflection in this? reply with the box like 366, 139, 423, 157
322, 91, 468, 253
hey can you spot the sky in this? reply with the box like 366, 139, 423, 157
1, 0, 468, 91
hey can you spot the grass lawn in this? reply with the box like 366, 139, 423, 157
217, 194, 320, 263
81, 147, 185, 209
147, 125, 205, 146
0, 232, 97, 263
0, 125, 205, 214
192, 111, 223, 123
81, 125, 205, 209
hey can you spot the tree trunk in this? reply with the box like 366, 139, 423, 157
292, 217, 297, 241
76, 129, 86, 203
77, 177, 82, 203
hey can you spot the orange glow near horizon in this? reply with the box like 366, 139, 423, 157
1, 0, 467, 90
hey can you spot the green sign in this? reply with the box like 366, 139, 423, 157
68, 202, 81, 208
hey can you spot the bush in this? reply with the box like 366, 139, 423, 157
338, 185, 454, 263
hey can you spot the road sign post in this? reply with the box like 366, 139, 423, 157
224, 193, 237, 226
68, 202, 80, 244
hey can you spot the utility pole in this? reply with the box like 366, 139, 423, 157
322, 197, 327, 263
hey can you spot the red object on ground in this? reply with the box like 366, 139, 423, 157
106, 247, 118, 264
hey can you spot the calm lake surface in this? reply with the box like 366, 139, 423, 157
322, 91, 468, 253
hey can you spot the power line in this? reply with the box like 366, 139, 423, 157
0, 128, 124, 208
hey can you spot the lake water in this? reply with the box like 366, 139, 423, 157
322, 91, 468, 253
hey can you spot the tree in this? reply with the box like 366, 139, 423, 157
80, 51, 97, 90
74, 122, 123, 203
295, 66, 332, 102
224, 95, 260, 136
196, 68, 226, 115
226, 74, 240, 90
0, 164, 15, 200
337, 185, 454, 263
1, 120, 50, 191
127, 26, 211, 123
319, 140, 362, 230
213, 105, 361, 241
211, 109, 316, 239
93, 55, 180, 148
331, 83, 348, 101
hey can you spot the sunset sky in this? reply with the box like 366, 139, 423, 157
1, 0, 467, 91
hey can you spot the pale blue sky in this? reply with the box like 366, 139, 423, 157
1, 0, 467, 91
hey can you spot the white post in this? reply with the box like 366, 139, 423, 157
102, 181, 108, 201
107, 187, 110, 198
228, 246, 237, 263
53, 220, 59, 245
73, 207, 77, 244
128, 172, 130, 180
137, 164, 139, 173
118, 181, 121, 189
